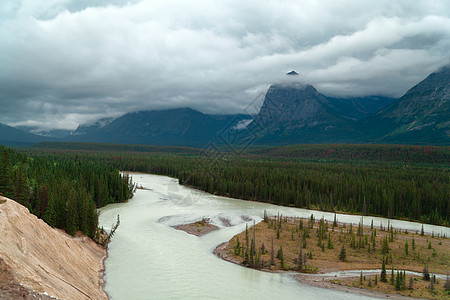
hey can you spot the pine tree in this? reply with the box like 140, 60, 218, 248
389, 225, 394, 242
65, 188, 78, 236
245, 224, 249, 264
423, 264, 430, 281
298, 240, 303, 271
327, 232, 333, 249
380, 257, 387, 282
249, 238, 254, 266
278, 245, 284, 269
234, 237, 241, 255
13, 165, 29, 206
409, 276, 414, 290
402, 271, 406, 290
253, 221, 256, 255
338, 245, 346, 261
382, 236, 389, 254
404, 240, 409, 256
270, 236, 274, 266
0, 150, 13, 198
395, 270, 401, 291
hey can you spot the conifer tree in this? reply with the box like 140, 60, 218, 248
270, 236, 274, 266
249, 238, 254, 266
338, 245, 346, 261
0, 150, 13, 198
380, 257, 387, 282
253, 221, 256, 255
65, 188, 78, 236
278, 245, 284, 268
298, 240, 303, 270
423, 264, 430, 281
13, 165, 29, 206
382, 236, 389, 254
395, 270, 401, 291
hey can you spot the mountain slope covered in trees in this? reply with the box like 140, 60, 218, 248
367, 65, 449, 145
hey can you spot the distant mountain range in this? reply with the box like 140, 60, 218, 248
68, 108, 250, 147
1, 66, 448, 147
0, 123, 54, 146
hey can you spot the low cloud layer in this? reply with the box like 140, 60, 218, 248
1, 0, 449, 130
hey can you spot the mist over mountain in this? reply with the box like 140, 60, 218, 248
67, 108, 250, 147
1, 66, 448, 147
0, 123, 52, 146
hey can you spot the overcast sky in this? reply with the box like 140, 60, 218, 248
1, 0, 449, 130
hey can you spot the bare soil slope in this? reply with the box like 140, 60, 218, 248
0, 196, 107, 300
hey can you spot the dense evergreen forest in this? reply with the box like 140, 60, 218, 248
26, 143, 449, 226
0, 145, 134, 238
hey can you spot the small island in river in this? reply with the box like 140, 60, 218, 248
215, 212, 450, 299
174, 218, 219, 236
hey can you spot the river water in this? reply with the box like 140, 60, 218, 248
99, 173, 449, 300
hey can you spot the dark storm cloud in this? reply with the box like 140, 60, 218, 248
0, 0, 449, 130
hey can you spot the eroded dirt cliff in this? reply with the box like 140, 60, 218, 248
0, 196, 107, 300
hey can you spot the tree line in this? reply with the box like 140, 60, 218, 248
26, 146, 449, 226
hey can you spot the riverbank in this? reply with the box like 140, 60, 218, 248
215, 214, 449, 299
0, 196, 108, 300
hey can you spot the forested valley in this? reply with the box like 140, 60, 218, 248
0, 145, 134, 239
26, 143, 449, 227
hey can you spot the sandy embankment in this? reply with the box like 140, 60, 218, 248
0, 196, 108, 300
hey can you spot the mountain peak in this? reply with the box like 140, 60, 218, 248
286, 70, 299, 76
369, 64, 449, 144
